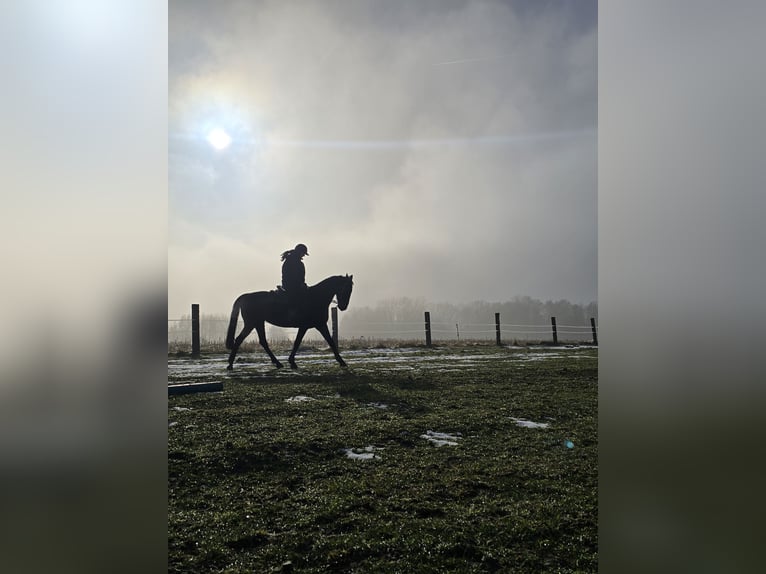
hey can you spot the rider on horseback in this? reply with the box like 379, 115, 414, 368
279, 243, 309, 321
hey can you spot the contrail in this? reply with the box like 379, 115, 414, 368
169, 128, 596, 151
269, 128, 596, 150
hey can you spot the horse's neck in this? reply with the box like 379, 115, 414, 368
310, 276, 340, 303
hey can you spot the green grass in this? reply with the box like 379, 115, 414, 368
168, 344, 597, 573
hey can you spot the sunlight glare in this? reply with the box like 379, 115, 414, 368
207, 128, 231, 150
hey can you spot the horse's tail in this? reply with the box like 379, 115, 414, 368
225, 296, 242, 350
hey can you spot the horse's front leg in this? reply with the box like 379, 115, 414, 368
315, 323, 347, 368
255, 323, 283, 369
288, 327, 308, 369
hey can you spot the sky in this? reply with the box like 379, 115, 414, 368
168, 0, 597, 318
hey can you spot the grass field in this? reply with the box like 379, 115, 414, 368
168, 342, 597, 573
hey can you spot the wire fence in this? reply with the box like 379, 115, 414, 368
168, 306, 598, 351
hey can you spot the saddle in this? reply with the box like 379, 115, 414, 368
276, 285, 308, 296
275, 286, 306, 318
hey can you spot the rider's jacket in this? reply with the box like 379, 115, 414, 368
281, 256, 306, 291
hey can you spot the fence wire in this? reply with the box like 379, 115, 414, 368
168, 313, 597, 346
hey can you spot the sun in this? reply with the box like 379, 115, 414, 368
207, 128, 232, 150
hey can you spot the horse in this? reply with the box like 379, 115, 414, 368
225, 274, 353, 370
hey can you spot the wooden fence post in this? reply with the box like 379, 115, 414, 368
551, 316, 558, 345
424, 311, 432, 347
191, 303, 200, 357
590, 317, 598, 346
495, 313, 501, 346
331, 306, 339, 347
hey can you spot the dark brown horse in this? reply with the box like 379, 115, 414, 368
225, 274, 353, 370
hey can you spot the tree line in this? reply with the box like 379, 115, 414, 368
339, 296, 597, 341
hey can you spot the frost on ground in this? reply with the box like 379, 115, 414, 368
421, 430, 462, 447
510, 417, 549, 429
341, 446, 383, 460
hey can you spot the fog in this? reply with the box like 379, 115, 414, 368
169, 0, 597, 318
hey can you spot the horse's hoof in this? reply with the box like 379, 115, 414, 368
275, 362, 284, 369
289, 362, 298, 370
226, 364, 233, 371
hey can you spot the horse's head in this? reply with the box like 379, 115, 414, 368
336, 274, 354, 311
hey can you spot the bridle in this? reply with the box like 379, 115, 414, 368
333, 276, 353, 307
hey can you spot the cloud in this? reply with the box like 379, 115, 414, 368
168, 0, 597, 316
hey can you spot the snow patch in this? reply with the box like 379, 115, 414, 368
285, 395, 315, 403
421, 430, 462, 447
341, 446, 383, 460
510, 417, 549, 429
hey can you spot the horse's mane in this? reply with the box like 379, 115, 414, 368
310, 275, 346, 288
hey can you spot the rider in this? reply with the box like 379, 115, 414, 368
280, 243, 309, 319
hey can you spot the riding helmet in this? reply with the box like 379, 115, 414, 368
294, 243, 309, 256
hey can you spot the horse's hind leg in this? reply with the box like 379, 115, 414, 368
227, 324, 254, 370
255, 323, 283, 369
288, 327, 308, 369
316, 323, 347, 368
